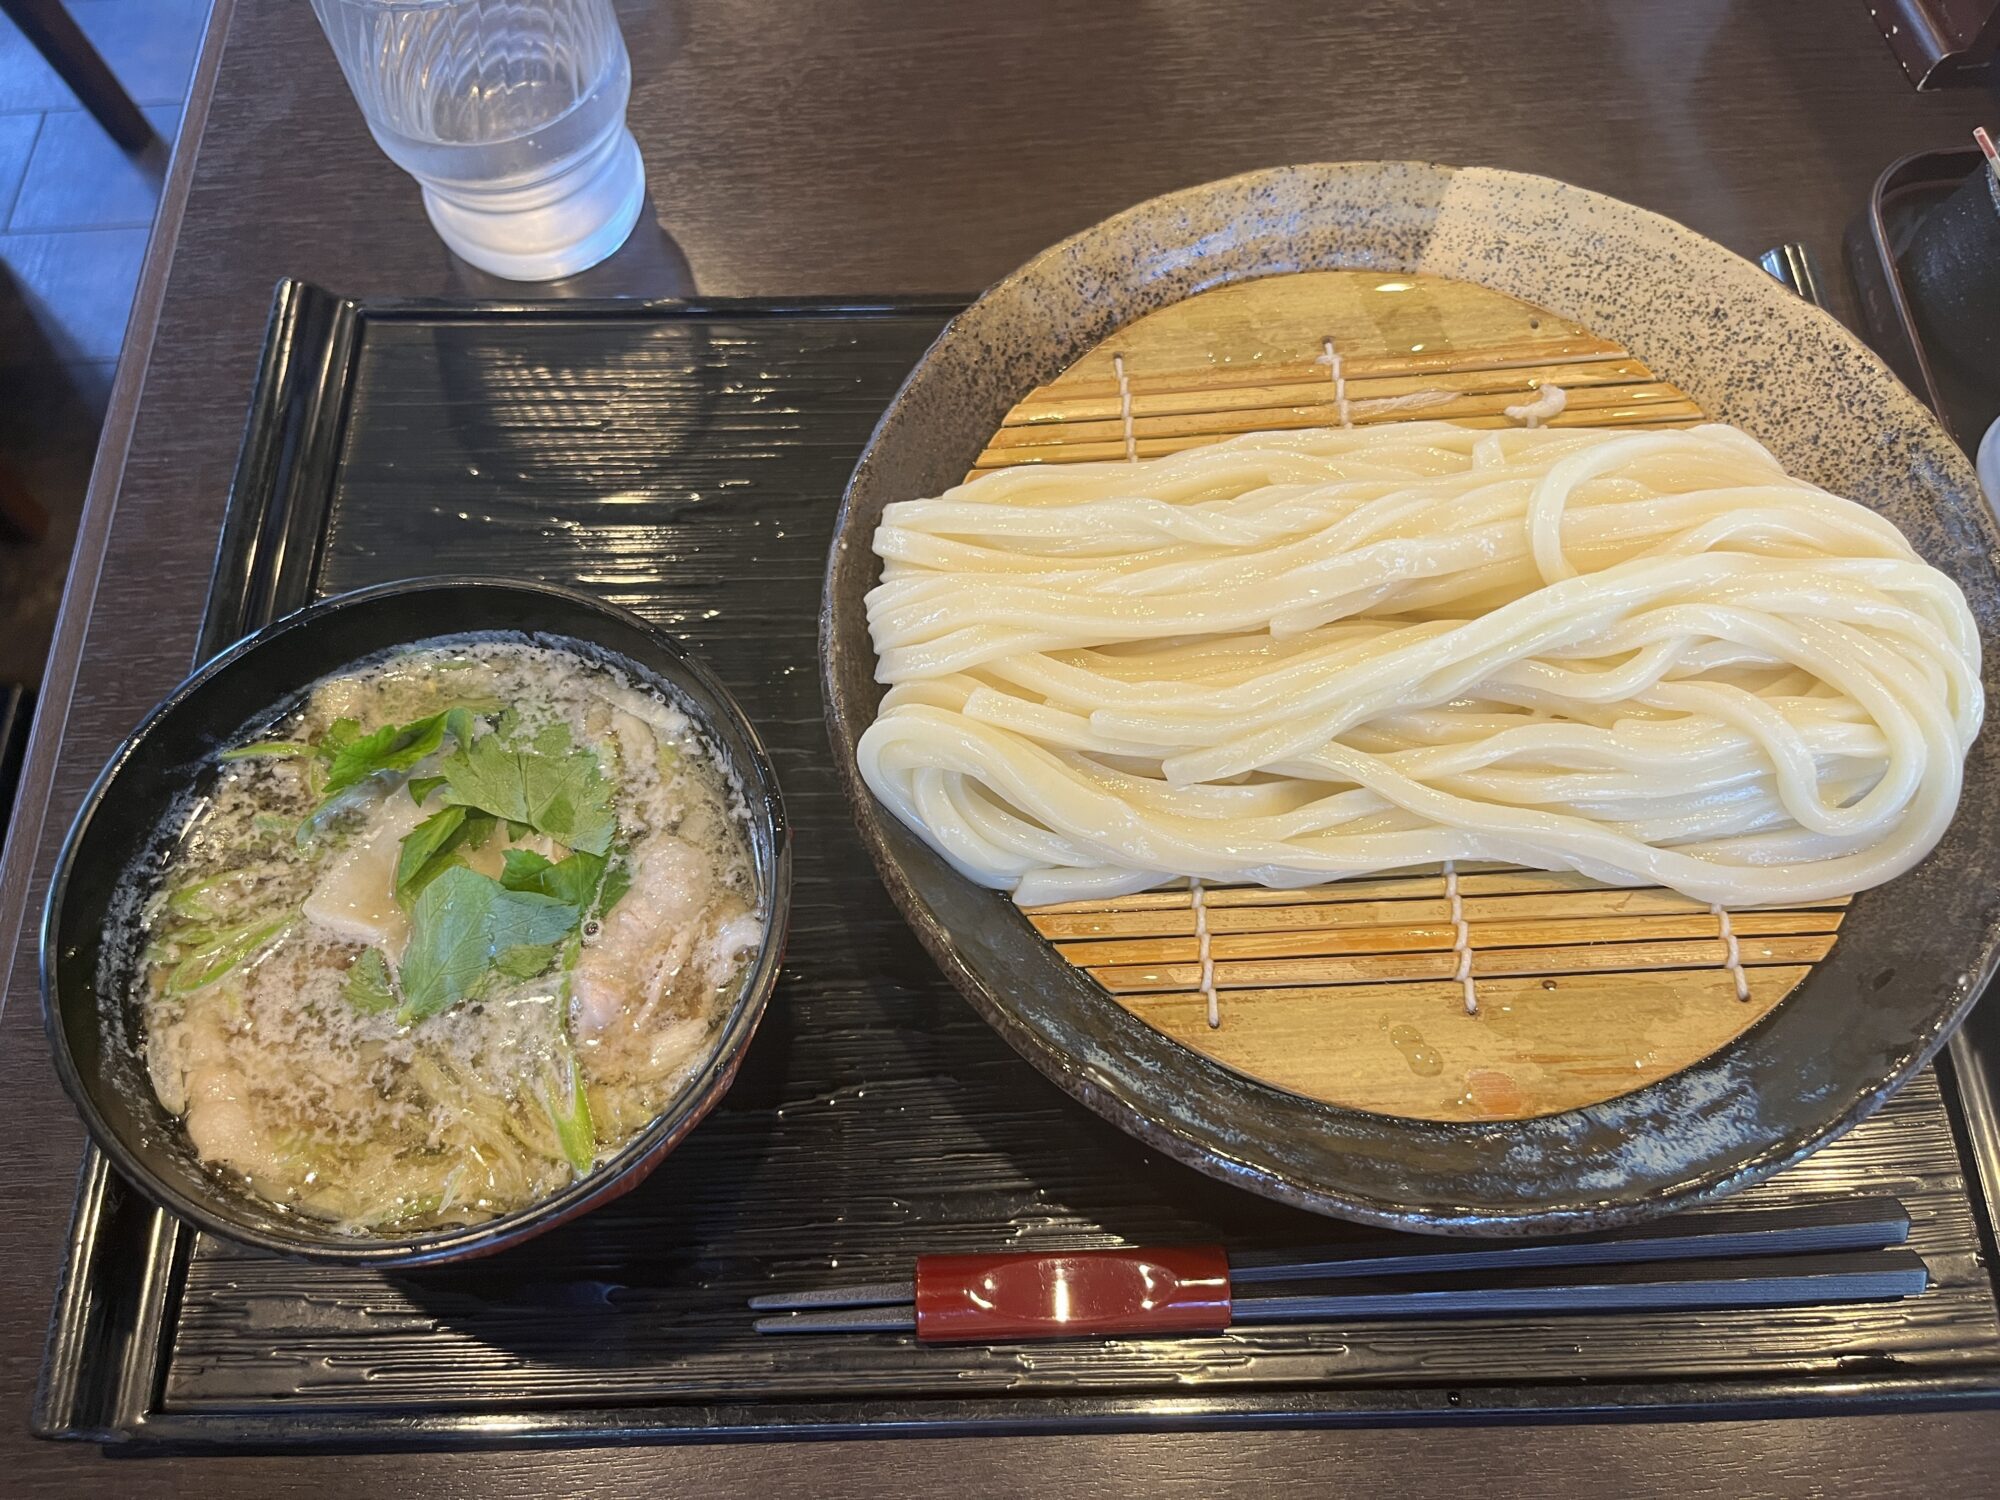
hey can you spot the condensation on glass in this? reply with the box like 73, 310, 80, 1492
309, 0, 647, 280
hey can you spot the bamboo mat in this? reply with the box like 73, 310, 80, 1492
974, 269, 1829, 1123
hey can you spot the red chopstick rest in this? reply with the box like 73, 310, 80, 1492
912, 1245, 1232, 1341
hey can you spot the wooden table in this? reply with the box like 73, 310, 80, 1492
1, 1, 1996, 1492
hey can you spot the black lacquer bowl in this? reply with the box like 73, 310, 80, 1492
42, 578, 791, 1264
820, 162, 2000, 1235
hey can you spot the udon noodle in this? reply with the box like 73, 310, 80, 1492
858, 422, 1983, 908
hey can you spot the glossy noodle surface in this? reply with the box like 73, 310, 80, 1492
860, 423, 1983, 908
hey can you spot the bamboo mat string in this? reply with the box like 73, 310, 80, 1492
1506, 382, 1568, 428
1444, 860, 1478, 1015
1118, 349, 1221, 1029
1112, 353, 1139, 461
989, 274, 1817, 1118
1190, 878, 1219, 1029
1316, 337, 1352, 426
1712, 902, 1750, 1001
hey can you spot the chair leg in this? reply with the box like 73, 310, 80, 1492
0, 0, 158, 152
0, 460, 51, 543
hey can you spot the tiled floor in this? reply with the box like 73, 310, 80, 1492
0, 0, 209, 694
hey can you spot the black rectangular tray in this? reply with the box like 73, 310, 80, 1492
34, 285, 2000, 1448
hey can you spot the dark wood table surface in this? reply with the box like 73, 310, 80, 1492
2, 0, 1997, 1492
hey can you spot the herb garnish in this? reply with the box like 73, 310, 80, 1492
320, 707, 476, 801
166, 913, 294, 995
344, 948, 397, 1015
544, 1032, 596, 1175
394, 805, 499, 903
498, 847, 606, 907
435, 722, 616, 856
218, 741, 310, 762
296, 708, 481, 849
397, 865, 580, 1022
325, 715, 629, 1025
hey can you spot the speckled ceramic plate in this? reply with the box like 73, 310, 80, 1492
819, 162, 2000, 1234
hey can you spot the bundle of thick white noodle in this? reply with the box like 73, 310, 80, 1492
857, 422, 1983, 909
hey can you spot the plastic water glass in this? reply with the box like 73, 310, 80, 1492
309, 0, 647, 281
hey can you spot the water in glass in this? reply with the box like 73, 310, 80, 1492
310, 0, 646, 280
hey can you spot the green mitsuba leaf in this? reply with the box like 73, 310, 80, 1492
500, 849, 553, 884
394, 805, 497, 904
320, 712, 455, 800
398, 866, 580, 1021
434, 732, 531, 826
492, 942, 560, 980
596, 856, 633, 918
499, 847, 607, 908
320, 718, 364, 757
443, 707, 478, 750
437, 722, 616, 856
398, 869, 497, 1022
344, 948, 397, 1014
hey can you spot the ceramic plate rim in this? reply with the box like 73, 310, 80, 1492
820, 161, 2000, 1235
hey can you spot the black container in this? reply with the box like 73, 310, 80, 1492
39, 576, 792, 1266
1901, 164, 2000, 381
1846, 148, 2000, 455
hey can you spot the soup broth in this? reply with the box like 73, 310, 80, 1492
128, 636, 763, 1235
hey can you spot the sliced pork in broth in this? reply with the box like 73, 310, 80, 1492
130, 637, 764, 1234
